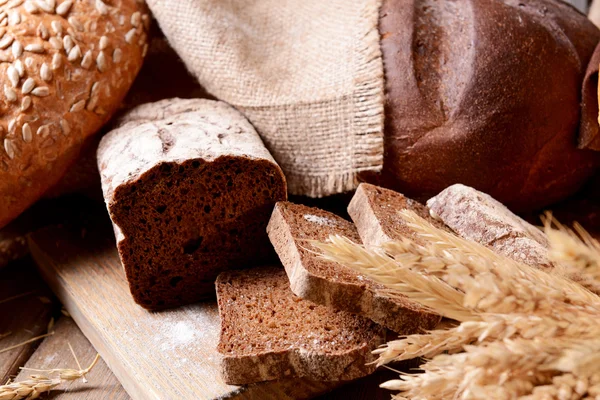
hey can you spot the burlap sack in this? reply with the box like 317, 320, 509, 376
144, 0, 385, 197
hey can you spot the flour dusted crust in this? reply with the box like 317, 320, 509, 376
427, 184, 550, 268
97, 98, 287, 309
267, 201, 440, 333
0, 0, 148, 228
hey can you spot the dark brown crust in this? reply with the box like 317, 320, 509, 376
378, 0, 600, 212
580, 41, 600, 151
216, 267, 384, 385
267, 202, 440, 334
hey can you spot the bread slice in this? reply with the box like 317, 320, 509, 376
97, 99, 287, 309
348, 183, 444, 248
267, 202, 440, 333
216, 267, 384, 385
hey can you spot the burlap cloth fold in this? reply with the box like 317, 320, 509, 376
144, 0, 385, 197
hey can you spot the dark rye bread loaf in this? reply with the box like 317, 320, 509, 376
377, 0, 600, 212
216, 267, 384, 385
348, 183, 445, 248
267, 202, 440, 333
97, 98, 287, 309
427, 184, 550, 268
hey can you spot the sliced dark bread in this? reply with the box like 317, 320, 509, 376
348, 183, 446, 247
267, 202, 440, 333
216, 267, 384, 385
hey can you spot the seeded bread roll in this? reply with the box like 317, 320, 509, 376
98, 98, 287, 309
0, 0, 149, 228
216, 267, 385, 385
267, 201, 440, 333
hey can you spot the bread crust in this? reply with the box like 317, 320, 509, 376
0, 0, 148, 228
267, 202, 440, 333
379, 0, 600, 212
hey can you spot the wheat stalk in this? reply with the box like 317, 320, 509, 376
0, 353, 100, 400
317, 209, 600, 399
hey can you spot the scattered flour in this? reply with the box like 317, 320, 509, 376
304, 214, 337, 227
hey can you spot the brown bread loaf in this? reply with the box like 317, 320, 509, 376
97, 98, 287, 309
348, 183, 445, 248
427, 184, 550, 267
0, 0, 149, 229
378, 0, 600, 212
267, 201, 440, 333
216, 267, 385, 385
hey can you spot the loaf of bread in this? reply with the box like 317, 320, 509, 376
427, 184, 550, 268
267, 201, 440, 333
348, 183, 445, 248
378, 0, 600, 212
216, 267, 384, 385
97, 98, 287, 309
0, 0, 149, 229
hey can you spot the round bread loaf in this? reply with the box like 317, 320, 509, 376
378, 0, 600, 212
0, 0, 148, 228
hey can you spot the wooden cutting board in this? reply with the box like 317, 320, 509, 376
27, 217, 343, 400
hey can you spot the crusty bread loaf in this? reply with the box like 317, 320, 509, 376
267, 201, 440, 333
216, 267, 385, 385
0, 0, 149, 228
378, 0, 600, 212
348, 183, 445, 248
97, 98, 287, 309
427, 184, 550, 267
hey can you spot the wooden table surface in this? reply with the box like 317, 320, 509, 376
0, 256, 402, 400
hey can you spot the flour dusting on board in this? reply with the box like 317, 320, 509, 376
304, 214, 338, 227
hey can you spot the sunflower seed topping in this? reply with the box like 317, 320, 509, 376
96, 51, 107, 72
70, 99, 85, 112
7, 65, 19, 87
40, 63, 52, 81
32, 86, 49, 96
21, 123, 32, 142
36, 124, 49, 137
81, 49, 92, 69
112, 48, 122, 63
99, 35, 108, 50
67, 44, 81, 61
24, 43, 44, 53
21, 77, 34, 94
59, 118, 69, 135
95, 0, 108, 15
4, 138, 15, 159
0, 34, 14, 49
11, 40, 22, 57
4, 85, 16, 102
20, 95, 31, 111
14, 60, 23, 76
51, 53, 62, 69
55, 0, 72, 16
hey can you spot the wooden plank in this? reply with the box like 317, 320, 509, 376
28, 217, 343, 400
0, 259, 56, 383
15, 317, 129, 399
